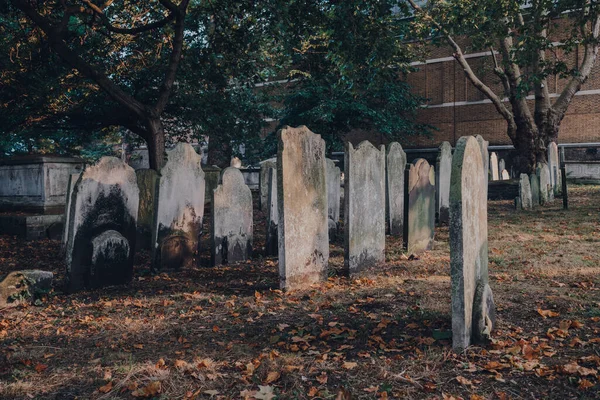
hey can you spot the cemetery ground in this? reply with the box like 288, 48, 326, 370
1, 188, 600, 399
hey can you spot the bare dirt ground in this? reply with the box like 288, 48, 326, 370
0, 185, 599, 399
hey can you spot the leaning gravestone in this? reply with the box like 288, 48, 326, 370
265, 167, 278, 256
518, 173, 533, 210
61, 172, 81, 250
278, 126, 329, 289
529, 174, 540, 207
326, 159, 341, 239
436, 141, 452, 225
259, 158, 277, 211
386, 142, 407, 236
499, 159, 506, 174
344, 141, 386, 274
537, 163, 550, 204
135, 169, 159, 250
211, 167, 253, 266
403, 159, 435, 254
153, 143, 205, 270
450, 136, 495, 351
66, 157, 139, 291
501, 169, 510, 180
476, 135, 489, 198
490, 152, 499, 181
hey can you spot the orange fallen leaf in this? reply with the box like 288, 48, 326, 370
34, 363, 48, 373
538, 309, 560, 318
98, 381, 113, 394
132, 381, 161, 398
264, 371, 280, 384
455, 376, 472, 386
579, 379, 595, 390
343, 361, 358, 370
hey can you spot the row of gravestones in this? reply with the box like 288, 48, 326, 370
489, 152, 510, 181
517, 143, 561, 210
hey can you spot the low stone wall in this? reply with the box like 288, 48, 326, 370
564, 161, 600, 183
0, 214, 63, 240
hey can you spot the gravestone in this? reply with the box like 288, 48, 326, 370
490, 152, 499, 181
135, 169, 159, 251
386, 142, 406, 236
259, 158, 277, 211
436, 141, 452, 225
277, 126, 329, 289
153, 143, 205, 270
211, 167, 253, 266
230, 157, 242, 168
499, 159, 506, 174
529, 174, 540, 207
518, 173, 533, 210
501, 169, 510, 180
476, 135, 489, 199
403, 159, 435, 254
344, 141, 386, 274
265, 168, 278, 256
548, 142, 560, 194
537, 163, 550, 204
61, 173, 81, 249
326, 159, 341, 239
449, 136, 495, 351
65, 157, 139, 292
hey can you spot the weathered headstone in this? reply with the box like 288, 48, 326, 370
436, 141, 452, 225
278, 126, 329, 289
265, 167, 278, 256
386, 143, 407, 236
211, 167, 253, 266
135, 169, 159, 250
230, 157, 242, 168
537, 163, 550, 204
403, 159, 435, 254
153, 143, 205, 270
499, 159, 506, 174
344, 141, 386, 274
518, 173, 533, 210
501, 169, 510, 180
548, 142, 560, 194
450, 136, 495, 351
66, 157, 139, 291
476, 135, 489, 199
490, 152, 499, 181
259, 158, 277, 211
326, 159, 341, 239
529, 174, 540, 207
61, 173, 81, 249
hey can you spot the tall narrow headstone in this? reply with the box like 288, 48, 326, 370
450, 136, 495, 351
518, 174, 533, 210
211, 167, 253, 266
153, 143, 205, 270
403, 159, 435, 254
436, 141, 452, 225
490, 152, 499, 181
278, 126, 329, 289
537, 163, 550, 204
259, 158, 277, 211
529, 174, 540, 207
548, 142, 560, 194
386, 142, 406, 236
65, 157, 138, 292
61, 172, 81, 250
501, 169, 510, 180
561, 164, 568, 210
135, 169, 159, 251
265, 167, 278, 256
476, 135, 489, 199
326, 159, 341, 239
344, 141, 386, 274
499, 159, 506, 174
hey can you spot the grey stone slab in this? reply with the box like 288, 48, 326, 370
66, 157, 139, 291
259, 158, 277, 211
135, 169, 159, 251
476, 135, 489, 199
153, 143, 205, 270
61, 173, 81, 248
386, 142, 406, 236
548, 142, 560, 193
519, 173, 533, 210
436, 141, 452, 225
265, 167, 278, 256
449, 136, 494, 351
277, 126, 329, 289
537, 163, 551, 204
211, 167, 253, 266
530, 174, 540, 207
403, 159, 435, 255
344, 141, 386, 274
499, 159, 505, 174
490, 152, 499, 181
326, 158, 341, 239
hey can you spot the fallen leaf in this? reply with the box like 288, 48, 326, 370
254, 385, 275, 400
98, 381, 113, 394
132, 381, 161, 398
343, 361, 358, 370
538, 309, 560, 318
579, 379, 595, 390
264, 371, 280, 384
455, 376, 472, 386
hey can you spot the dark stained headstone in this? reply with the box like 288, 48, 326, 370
436, 141, 452, 225
265, 167, 278, 256
326, 159, 341, 240
259, 158, 277, 211
403, 159, 435, 254
135, 169, 159, 251
518, 173, 533, 210
386, 142, 406, 236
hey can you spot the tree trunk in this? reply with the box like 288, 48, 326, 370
207, 134, 232, 168
146, 118, 166, 171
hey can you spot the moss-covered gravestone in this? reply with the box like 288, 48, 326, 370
0, 270, 53, 307
450, 136, 495, 351
326, 158, 341, 239
278, 126, 329, 289
344, 141, 386, 274
265, 167, 278, 256
135, 169, 159, 251
153, 143, 205, 270
66, 157, 139, 291
518, 173, 533, 210
386, 142, 406, 236
436, 141, 452, 225
403, 159, 435, 254
211, 167, 253, 266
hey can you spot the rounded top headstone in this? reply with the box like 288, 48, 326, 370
230, 157, 242, 168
